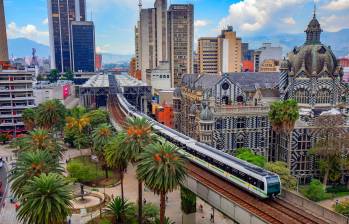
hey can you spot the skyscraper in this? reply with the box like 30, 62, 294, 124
0, 0, 9, 66
168, 4, 194, 87
71, 21, 95, 72
198, 37, 220, 74
139, 8, 157, 81
48, 0, 86, 72
154, 0, 167, 63
218, 26, 242, 73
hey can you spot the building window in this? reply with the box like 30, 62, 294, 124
236, 135, 244, 148
294, 88, 310, 104
316, 88, 331, 104
237, 118, 246, 129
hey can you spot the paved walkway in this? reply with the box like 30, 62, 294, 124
0, 145, 234, 224
318, 195, 349, 211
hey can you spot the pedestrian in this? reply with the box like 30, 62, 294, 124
336, 199, 339, 206
166, 196, 168, 202
210, 213, 214, 223
199, 204, 203, 212
143, 198, 146, 205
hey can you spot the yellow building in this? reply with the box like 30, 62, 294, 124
197, 26, 242, 75
259, 59, 280, 72
218, 26, 242, 73
198, 38, 220, 74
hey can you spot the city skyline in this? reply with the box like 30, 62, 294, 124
4, 0, 349, 55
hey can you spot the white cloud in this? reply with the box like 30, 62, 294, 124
7, 22, 49, 45
219, 0, 307, 34
282, 17, 296, 25
319, 14, 349, 31
96, 44, 111, 53
194, 20, 210, 28
42, 18, 48, 25
323, 0, 349, 10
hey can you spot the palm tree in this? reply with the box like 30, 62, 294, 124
137, 141, 186, 224
92, 123, 113, 178
123, 117, 156, 224
11, 129, 62, 158
66, 114, 90, 154
104, 196, 136, 224
22, 108, 36, 131
10, 150, 64, 198
268, 99, 299, 168
17, 173, 72, 224
105, 132, 131, 202
36, 99, 66, 130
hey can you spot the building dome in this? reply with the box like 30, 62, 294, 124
189, 103, 197, 114
287, 44, 338, 77
200, 106, 213, 121
280, 58, 289, 70
173, 87, 182, 98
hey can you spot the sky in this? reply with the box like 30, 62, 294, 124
4, 0, 349, 55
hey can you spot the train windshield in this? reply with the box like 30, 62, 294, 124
266, 176, 281, 195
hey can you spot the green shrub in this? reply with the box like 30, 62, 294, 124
235, 148, 266, 168
302, 179, 331, 202
326, 185, 349, 194
181, 186, 196, 214
334, 200, 349, 217
67, 157, 106, 183
100, 219, 112, 224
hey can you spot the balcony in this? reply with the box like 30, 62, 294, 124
0, 114, 22, 118
0, 105, 35, 110
0, 122, 24, 127
0, 88, 32, 92
215, 104, 270, 116
0, 79, 32, 84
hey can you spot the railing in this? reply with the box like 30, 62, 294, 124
215, 105, 270, 115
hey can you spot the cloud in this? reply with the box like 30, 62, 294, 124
282, 17, 296, 25
7, 22, 49, 45
319, 14, 349, 31
194, 20, 210, 28
42, 18, 48, 25
323, 0, 349, 10
96, 44, 111, 53
219, 0, 307, 34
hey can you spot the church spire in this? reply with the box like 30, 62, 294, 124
305, 2, 322, 45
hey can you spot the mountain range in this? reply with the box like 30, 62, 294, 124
7, 28, 349, 63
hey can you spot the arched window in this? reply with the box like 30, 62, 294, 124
236, 135, 244, 148
316, 88, 331, 104
222, 96, 229, 105
236, 95, 244, 103
294, 88, 310, 104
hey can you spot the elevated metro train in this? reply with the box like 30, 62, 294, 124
114, 93, 281, 199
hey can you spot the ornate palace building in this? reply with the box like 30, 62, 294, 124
277, 12, 349, 182
173, 12, 349, 183
173, 72, 279, 157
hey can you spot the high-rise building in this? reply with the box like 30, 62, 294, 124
0, 70, 35, 135
135, 22, 140, 71
139, 8, 157, 82
168, 4, 194, 87
0, 0, 9, 67
198, 38, 220, 74
218, 26, 242, 73
71, 21, 95, 72
48, 0, 86, 72
155, 0, 167, 63
197, 27, 242, 75
241, 43, 254, 61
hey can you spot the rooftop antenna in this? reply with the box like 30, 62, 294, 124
90, 10, 93, 21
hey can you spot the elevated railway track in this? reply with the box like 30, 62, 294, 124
107, 94, 331, 224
